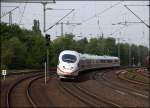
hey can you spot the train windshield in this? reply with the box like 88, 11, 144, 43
62, 54, 77, 63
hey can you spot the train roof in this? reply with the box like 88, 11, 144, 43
59, 50, 119, 60
79, 53, 119, 60
60, 50, 78, 55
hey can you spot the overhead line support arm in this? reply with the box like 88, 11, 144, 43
124, 5, 150, 29
45, 9, 75, 32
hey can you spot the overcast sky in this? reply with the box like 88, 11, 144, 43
1, 1, 149, 48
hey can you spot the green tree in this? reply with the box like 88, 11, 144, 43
104, 37, 116, 55
1, 22, 46, 69
25, 35, 46, 68
1, 22, 149, 68
85, 38, 99, 55
1, 37, 27, 69
32, 19, 41, 33
0, 23, 23, 41
75, 37, 88, 53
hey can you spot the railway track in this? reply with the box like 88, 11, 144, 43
0, 70, 43, 77
136, 71, 149, 78
72, 83, 122, 107
59, 81, 96, 107
92, 70, 149, 107
6, 73, 44, 108
59, 80, 122, 107
117, 71, 149, 86
27, 75, 44, 107
2, 68, 148, 107
97, 71, 148, 99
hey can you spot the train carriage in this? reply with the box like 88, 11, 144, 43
57, 50, 120, 79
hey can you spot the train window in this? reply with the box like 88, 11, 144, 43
104, 60, 107, 63
115, 60, 118, 62
108, 60, 112, 63
98, 60, 101, 63
92, 60, 95, 64
96, 60, 99, 63
62, 54, 77, 63
87, 60, 91, 64
101, 60, 106, 63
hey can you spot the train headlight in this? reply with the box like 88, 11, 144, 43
71, 67, 73, 70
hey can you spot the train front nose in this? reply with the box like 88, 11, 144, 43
57, 52, 80, 78
62, 65, 78, 74
62, 65, 75, 72
57, 64, 79, 76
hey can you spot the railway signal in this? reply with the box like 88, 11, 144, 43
45, 34, 51, 46
45, 34, 50, 84
41, 1, 55, 85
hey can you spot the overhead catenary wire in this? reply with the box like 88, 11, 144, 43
0, 6, 19, 18
125, 4, 150, 6
81, 1, 123, 24
1, 0, 56, 3
1, 6, 19, 8
97, 17, 104, 37
123, 5, 150, 29
46, 8, 73, 10
19, 2, 28, 25
45, 9, 75, 32
70, 11, 76, 33
109, 25, 127, 36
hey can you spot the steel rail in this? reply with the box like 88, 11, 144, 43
72, 83, 122, 108
27, 75, 45, 108
118, 72, 149, 86
6, 73, 43, 108
58, 81, 96, 107
136, 71, 149, 78
98, 71, 148, 99
59, 81, 121, 107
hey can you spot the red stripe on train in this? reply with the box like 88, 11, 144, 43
57, 67, 79, 74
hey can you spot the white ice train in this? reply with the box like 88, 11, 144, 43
57, 50, 120, 79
